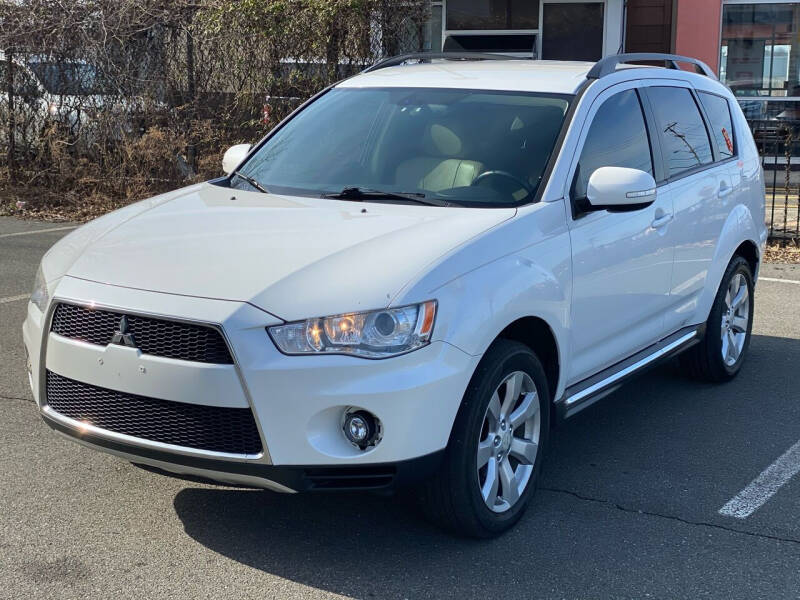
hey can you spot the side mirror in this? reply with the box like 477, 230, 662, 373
586, 167, 657, 209
222, 144, 252, 175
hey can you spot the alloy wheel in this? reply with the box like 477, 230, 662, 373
721, 272, 750, 367
476, 371, 541, 513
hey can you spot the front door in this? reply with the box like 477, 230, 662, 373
566, 86, 675, 384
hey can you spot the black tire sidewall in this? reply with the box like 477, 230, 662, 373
707, 257, 754, 378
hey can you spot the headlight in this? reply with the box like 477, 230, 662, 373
30, 266, 49, 312
268, 301, 437, 358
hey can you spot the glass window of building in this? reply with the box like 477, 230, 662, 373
446, 0, 540, 30
542, 3, 605, 61
429, 3, 443, 51
721, 3, 800, 98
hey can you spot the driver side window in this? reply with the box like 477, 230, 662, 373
572, 89, 654, 201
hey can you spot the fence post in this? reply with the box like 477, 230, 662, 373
785, 126, 794, 247
5, 47, 16, 185
185, 26, 197, 175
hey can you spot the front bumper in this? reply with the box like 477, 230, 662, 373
24, 277, 477, 491
41, 409, 445, 492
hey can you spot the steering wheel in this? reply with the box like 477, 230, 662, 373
471, 170, 535, 199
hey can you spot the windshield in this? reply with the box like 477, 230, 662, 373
235, 87, 571, 206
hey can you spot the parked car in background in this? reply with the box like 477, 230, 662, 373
0, 53, 155, 150
26, 58, 116, 133
25, 53, 767, 538
0, 52, 59, 149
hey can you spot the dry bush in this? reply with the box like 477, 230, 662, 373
0, 0, 429, 221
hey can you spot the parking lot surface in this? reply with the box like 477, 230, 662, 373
1, 216, 799, 600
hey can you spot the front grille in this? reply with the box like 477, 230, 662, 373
51, 303, 233, 364
46, 371, 262, 455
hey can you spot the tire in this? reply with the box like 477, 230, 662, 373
679, 255, 754, 382
420, 339, 550, 538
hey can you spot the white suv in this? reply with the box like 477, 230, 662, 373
24, 53, 767, 537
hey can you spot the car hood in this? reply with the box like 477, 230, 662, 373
63, 182, 515, 320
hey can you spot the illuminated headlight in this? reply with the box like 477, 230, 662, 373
30, 266, 49, 312
268, 301, 437, 358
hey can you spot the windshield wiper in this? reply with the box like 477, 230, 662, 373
322, 186, 451, 207
232, 171, 269, 194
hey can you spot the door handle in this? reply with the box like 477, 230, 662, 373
651, 213, 674, 228
718, 184, 733, 198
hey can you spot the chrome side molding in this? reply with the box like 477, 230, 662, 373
557, 326, 702, 420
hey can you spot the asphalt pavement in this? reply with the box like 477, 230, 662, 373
1, 215, 800, 600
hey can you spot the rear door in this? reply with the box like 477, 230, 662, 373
641, 84, 735, 334
565, 83, 675, 384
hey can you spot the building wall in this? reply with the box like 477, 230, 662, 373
435, 0, 626, 58
604, 0, 626, 56
625, 0, 674, 55
674, 0, 722, 73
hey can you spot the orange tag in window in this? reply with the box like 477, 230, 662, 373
722, 127, 733, 153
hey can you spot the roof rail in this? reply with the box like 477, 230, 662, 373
363, 52, 525, 73
587, 53, 716, 80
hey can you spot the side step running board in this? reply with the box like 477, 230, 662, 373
556, 325, 703, 421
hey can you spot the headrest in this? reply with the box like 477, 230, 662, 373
426, 123, 462, 156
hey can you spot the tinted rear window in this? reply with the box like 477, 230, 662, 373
699, 92, 736, 160
647, 86, 713, 179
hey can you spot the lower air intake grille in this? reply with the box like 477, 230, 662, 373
46, 371, 262, 455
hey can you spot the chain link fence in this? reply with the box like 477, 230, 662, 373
4, 3, 796, 242
0, 0, 429, 219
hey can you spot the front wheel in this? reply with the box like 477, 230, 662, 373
420, 340, 550, 538
680, 255, 755, 382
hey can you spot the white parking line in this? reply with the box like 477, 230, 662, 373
0, 294, 29, 304
719, 440, 800, 519
760, 277, 800, 286
0, 226, 76, 239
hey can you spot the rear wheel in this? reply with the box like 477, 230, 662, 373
421, 340, 550, 538
680, 256, 754, 382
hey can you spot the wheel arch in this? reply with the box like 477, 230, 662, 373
696, 204, 762, 323
733, 239, 760, 281
441, 314, 563, 465
495, 316, 560, 403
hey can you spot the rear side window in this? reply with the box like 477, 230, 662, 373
647, 86, 713, 179
573, 89, 654, 199
698, 92, 736, 160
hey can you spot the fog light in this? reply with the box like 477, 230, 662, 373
342, 409, 380, 450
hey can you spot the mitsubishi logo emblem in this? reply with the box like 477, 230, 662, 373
110, 315, 138, 348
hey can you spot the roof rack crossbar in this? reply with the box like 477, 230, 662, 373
363, 52, 525, 73
587, 53, 716, 80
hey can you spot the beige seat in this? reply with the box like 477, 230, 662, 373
394, 123, 483, 192
395, 157, 483, 192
